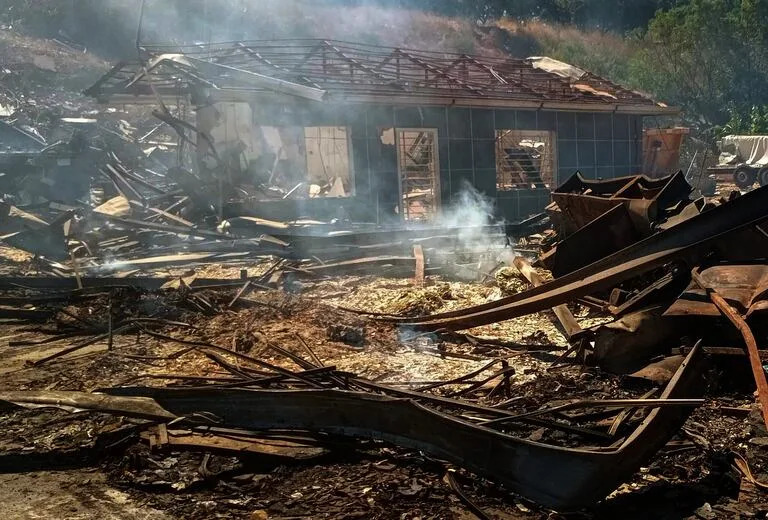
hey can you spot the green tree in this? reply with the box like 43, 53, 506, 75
629, 0, 768, 128
720, 105, 768, 135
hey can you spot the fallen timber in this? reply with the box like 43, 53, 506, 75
392, 184, 768, 331
0, 346, 704, 511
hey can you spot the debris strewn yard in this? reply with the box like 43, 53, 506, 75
2, 3, 768, 519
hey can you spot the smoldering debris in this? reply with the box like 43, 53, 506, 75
1, 165, 768, 517
1, 32, 768, 520
0, 116, 517, 281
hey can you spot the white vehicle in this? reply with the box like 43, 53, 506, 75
708, 135, 768, 188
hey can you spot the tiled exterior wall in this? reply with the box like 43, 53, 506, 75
231, 103, 644, 223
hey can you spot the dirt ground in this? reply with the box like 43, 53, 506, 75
0, 470, 171, 520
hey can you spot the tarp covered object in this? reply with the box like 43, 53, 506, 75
721, 135, 768, 167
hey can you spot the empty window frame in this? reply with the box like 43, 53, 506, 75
303, 126, 353, 197
208, 111, 354, 199
395, 128, 440, 222
496, 130, 556, 190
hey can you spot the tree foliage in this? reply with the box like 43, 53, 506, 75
628, 0, 768, 129
721, 105, 768, 135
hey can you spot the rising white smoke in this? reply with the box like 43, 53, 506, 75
431, 181, 508, 282
88, 0, 434, 52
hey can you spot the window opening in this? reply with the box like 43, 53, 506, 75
395, 128, 440, 221
496, 130, 556, 190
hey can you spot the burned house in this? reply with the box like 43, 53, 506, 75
86, 40, 676, 223
7, 32, 768, 520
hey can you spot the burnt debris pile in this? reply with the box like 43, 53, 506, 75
1, 38, 768, 520
0, 157, 767, 517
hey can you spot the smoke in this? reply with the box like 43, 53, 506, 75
433, 181, 507, 279
438, 181, 495, 237
59, 0, 477, 59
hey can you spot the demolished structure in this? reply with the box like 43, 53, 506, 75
86, 39, 676, 223
0, 37, 767, 519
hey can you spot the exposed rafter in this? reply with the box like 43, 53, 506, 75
85, 38, 676, 114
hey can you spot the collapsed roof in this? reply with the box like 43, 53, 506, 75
86, 39, 675, 114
